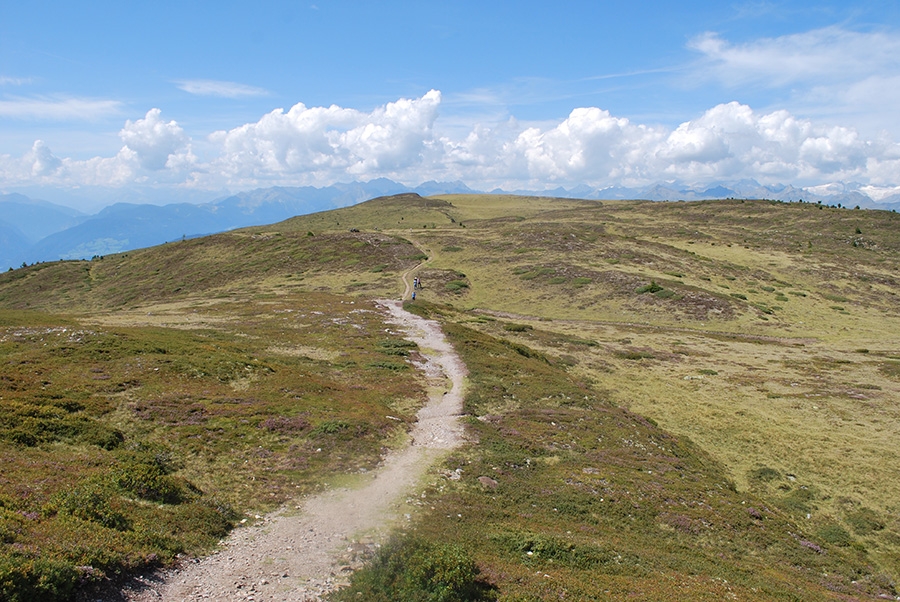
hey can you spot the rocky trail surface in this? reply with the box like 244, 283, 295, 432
109, 298, 466, 602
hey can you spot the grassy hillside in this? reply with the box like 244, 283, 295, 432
0, 193, 898, 600
336, 304, 892, 600
0, 293, 433, 600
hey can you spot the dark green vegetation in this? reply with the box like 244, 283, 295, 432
329, 536, 497, 602
1, 193, 899, 600
0, 293, 426, 600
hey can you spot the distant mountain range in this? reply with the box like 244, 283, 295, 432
504, 179, 900, 209
3, 178, 898, 270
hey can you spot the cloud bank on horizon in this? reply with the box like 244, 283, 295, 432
4, 88, 899, 200
2, 2, 900, 203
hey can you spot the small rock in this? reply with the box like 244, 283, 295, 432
478, 476, 499, 489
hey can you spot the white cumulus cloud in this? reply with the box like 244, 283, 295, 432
431, 100, 891, 189
205, 89, 442, 186
25, 140, 62, 177
119, 108, 194, 171
0, 141, 135, 188
650, 102, 876, 184
2, 91, 900, 195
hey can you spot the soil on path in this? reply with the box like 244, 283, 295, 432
115, 299, 466, 602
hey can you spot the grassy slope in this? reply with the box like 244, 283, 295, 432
402, 305, 890, 600
403, 196, 900, 593
0, 193, 898, 600
0, 224, 427, 599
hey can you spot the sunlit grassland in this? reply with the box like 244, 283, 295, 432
2, 192, 899, 599
285, 193, 900, 590
384, 196, 900, 588
411, 196, 900, 338
0, 292, 428, 599
349, 302, 895, 601
378, 196, 900, 592
0, 227, 422, 312
256, 192, 462, 233
464, 316, 900, 580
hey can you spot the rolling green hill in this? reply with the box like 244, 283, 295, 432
0, 193, 898, 600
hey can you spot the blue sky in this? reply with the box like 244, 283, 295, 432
2, 0, 900, 208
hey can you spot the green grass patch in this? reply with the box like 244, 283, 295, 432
823, 293, 850, 303
635, 281, 663, 294
519, 267, 555, 281
445, 280, 469, 292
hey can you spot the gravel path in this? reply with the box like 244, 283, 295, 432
114, 299, 466, 602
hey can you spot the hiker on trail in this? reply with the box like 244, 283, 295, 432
413, 277, 419, 289
412, 291, 417, 300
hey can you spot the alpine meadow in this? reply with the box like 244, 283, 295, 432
1, 193, 899, 601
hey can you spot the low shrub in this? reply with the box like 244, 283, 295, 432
379, 339, 417, 351
816, 522, 853, 547
367, 361, 409, 371
328, 536, 496, 602
636, 281, 663, 294
846, 507, 885, 535
823, 293, 850, 303
779, 485, 819, 516
0, 557, 80, 602
518, 267, 554, 281
312, 420, 351, 436
48, 482, 130, 531
114, 447, 196, 504
445, 280, 469, 292
748, 466, 781, 483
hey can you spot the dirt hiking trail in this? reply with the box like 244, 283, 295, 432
118, 299, 466, 602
